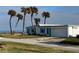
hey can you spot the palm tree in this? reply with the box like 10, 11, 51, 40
21, 7, 30, 35
34, 18, 40, 26
29, 7, 38, 26
15, 13, 23, 27
34, 18, 40, 35
42, 12, 50, 24
8, 10, 16, 34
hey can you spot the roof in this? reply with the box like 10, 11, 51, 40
39, 24, 67, 27
26, 24, 79, 28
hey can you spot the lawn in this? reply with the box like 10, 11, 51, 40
0, 34, 46, 39
0, 41, 74, 53
60, 37, 79, 45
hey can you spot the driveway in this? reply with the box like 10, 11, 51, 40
0, 37, 79, 52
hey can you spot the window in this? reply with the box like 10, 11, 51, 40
40, 28, 45, 33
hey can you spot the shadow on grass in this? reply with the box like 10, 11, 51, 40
39, 41, 79, 47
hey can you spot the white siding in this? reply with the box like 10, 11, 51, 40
27, 24, 79, 37
36, 26, 48, 35
36, 26, 68, 37
68, 26, 79, 37
51, 26, 68, 37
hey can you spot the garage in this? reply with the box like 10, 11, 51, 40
51, 26, 68, 37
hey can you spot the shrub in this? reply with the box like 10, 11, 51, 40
60, 38, 79, 45
76, 35, 79, 38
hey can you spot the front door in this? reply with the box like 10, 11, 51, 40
47, 28, 51, 36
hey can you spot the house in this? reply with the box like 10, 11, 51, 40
26, 24, 79, 37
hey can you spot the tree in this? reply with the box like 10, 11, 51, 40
33, 18, 40, 35
8, 10, 16, 34
21, 7, 30, 35
15, 13, 23, 27
34, 18, 40, 26
29, 7, 38, 26
42, 12, 50, 24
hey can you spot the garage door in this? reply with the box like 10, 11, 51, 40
51, 27, 67, 37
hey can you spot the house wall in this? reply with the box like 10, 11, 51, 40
27, 25, 79, 37
36, 26, 68, 37
36, 26, 49, 36
51, 26, 68, 37
26, 26, 36, 35
68, 26, 79, 37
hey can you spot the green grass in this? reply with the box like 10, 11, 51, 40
0, 41, 74, 53
61, 37, 79, 45
0, 34, 46, 39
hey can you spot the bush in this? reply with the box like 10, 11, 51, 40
60, 38, 79, 45
76, 35, 79, 38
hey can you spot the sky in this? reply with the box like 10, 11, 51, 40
0, 6, 79, 32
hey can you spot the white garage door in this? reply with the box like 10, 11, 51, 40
51, 27, 67, 37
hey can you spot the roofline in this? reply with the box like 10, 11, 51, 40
39, 24, 68, 27
26, 24, 79, 28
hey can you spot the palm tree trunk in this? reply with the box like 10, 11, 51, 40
31, 14, 35, 34
22, 14, 25, 35
31, 14, 33, 26
9, 16, 12, 35
15, 18, 19, 27
44, 17, 46, 24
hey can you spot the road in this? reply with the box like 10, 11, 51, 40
0, 37, 79, 52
